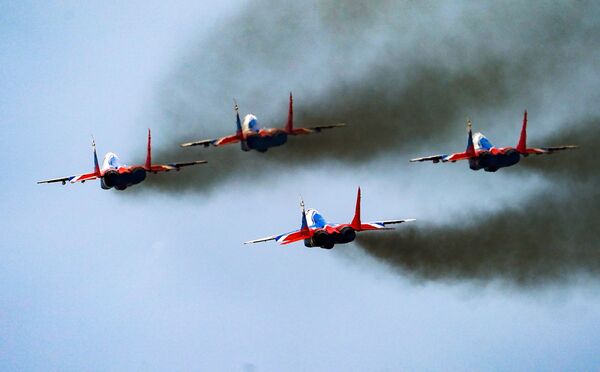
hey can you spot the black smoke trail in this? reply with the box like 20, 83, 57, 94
139, 0, 600, 193
357, 119, 599, 286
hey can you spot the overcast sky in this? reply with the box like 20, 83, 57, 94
2, 1, 600, 371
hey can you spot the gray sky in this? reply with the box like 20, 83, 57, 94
2, 1, 600, 371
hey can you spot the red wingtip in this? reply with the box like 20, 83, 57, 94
351, 187, 362, 230
517, 110, 527, 154
145, 128, 152, 170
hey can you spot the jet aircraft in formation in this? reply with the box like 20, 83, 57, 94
38, 98, 580, 248
38, 129, 206, 190
245, 188, 415, 249
410, 111, 578, 172
180, 93, 345, 152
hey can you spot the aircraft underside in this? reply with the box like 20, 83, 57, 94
469, 150, 521, 172
303, 227, 357, 249
245, 132, 288, 152
101, 168, 147, 190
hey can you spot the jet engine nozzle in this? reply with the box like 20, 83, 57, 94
335, 227, 356, 244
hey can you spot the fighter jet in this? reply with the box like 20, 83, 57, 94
245, 188, 415, 249
38, 129, 207, 190
180, 93, 345, 152
410, 111, 578, 172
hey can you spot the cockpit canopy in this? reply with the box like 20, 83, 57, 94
243, 114, 260, 132
473, 133, 494, 150
306, 208, 327, 228
102, 152, 123, 170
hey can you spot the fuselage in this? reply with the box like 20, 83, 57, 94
240, 114, 288, 152
302, 209, 357, 249
468, 133, 521, 172
100, 153, 146, 190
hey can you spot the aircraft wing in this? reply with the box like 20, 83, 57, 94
495, 145, 578, 155
180, 139, 215, 148
410, 151, 473, 163
181, 134, 240, 148
537, 145, 579, 153
442, 152, 472, 162
245, 229, 311, 245
409, 154, 446, 163
37, 176, 73, 184
37, 172, 99, 185
244, 235, 278, 244
246, 219, 415, 244
358, 219, 416, 231
289, 123, 346, 135
144, 160, 208, 172
306, 123, 346, 132
167, 160, 208, 167
378, 218, 416, 225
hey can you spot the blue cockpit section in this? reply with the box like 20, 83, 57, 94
311, 212, 327, 228
248, 116, 259, 131
478, 136, 493, 150
108, 155, 121, 168
242, 114, 261, 133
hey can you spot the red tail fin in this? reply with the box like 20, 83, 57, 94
145, 128, 152, 170
517, 110, 527, 154
285, 92, 293, 133
351, 187, 362, 230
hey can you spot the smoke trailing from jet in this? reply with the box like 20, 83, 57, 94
357, 119, 600, 286
142, 0, 600, 193
132, 0, 600, 288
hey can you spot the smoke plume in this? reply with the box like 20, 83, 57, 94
358, 120, 599, 286
141, 0, 600, 193
134, 0, 600, 286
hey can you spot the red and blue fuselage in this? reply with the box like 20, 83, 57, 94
411, 112, 577, 171
239, 114, 291, 152
99, 153, 147, 190
274, 208, 389, 249
465, 133, 522, 172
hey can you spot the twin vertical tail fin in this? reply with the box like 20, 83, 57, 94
145, 128, 152, 170
517, 110, 527, 154
234, 100, 243, 137
285, 92, 294, 133
234, 100, 249, 151
300, 197, 310, 236
92, 136, 101, 176
466, 119, 476, 157
351, 187, 362, 230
